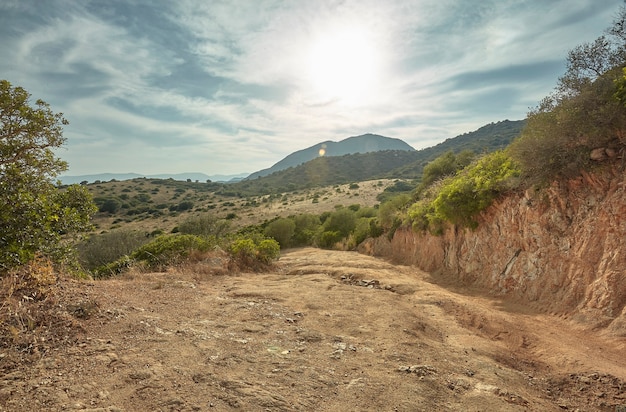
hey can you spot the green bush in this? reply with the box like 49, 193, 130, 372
377, 194, 411, 230
352, 217, 378, 245
292, 214, 321, 246
228, 236, 280, 268
130, 234, 213, 271
425, 151, 519, 229
317, 231, 342, 249
264, 218, 296, 248
417, 150, 475, 195
256, 239, 280, 263
322, 208, 356, 237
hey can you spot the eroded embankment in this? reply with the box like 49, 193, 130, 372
360, 166, 626, 335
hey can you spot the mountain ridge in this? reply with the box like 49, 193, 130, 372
245, 133, 415, 180
59, 172, 248, 185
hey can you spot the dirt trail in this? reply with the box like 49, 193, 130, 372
2, 248, 625, 411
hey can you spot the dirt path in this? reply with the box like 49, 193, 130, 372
2, 248, 625, 411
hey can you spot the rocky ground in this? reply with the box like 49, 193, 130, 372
1, 248, 626, 411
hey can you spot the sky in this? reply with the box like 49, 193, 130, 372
0, 0, 622, 177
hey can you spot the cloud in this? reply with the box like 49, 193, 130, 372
0, 0, 621, 175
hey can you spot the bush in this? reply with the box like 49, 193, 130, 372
178, 214, 231, 238
323, 208, 356, 237
122, 234, 213, 272
428, 151, 519, 229
292, 214, 321, 246
264, 218, 296, 248
228, 236, 280, 269
377, 194, 411, 230
98, 198, 122, 214
77, 230, 151, 271
317, 231, 342, 249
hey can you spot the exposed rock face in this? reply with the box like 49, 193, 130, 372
361, 166, 626, 334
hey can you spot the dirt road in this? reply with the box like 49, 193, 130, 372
2, 248, 625, 411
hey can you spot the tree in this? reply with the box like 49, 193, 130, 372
0, 80, 97, 273
509, 7, 626, 183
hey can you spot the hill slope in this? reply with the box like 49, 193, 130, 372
246, 133, 414, 180
233, 120, 525, 195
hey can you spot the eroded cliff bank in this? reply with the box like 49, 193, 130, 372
361, 166, 626, 335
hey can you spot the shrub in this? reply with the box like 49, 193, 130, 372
227, 236, 280, 269
431, 151, 519, 229
323, 208, 356, 237
377, 194, 411, 230
292, 214, 321, 246
0, 80, 97, 273
256, 239, 280, 263
264, 218, 296, 248
317, 230, 342, 249
98, 198, 122, 214
178, 214, 231, 238
129, 234, 213, 271
76, 230, 150, 271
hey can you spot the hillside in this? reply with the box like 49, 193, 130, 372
233, 120, 525, 195
246, 133, 414, 180
389, 119, 525, 179
361, 164, 626, 336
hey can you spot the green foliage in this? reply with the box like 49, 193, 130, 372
377, 194, 411, 230
0, 80, 97, 273
317, 231, 342, 249
256, 239, 281, 263
376, 180, 415, 202
228, 236, 280, 268
417, 150, 475, 193
99, 198, 122, 214
129, 234, 213, 271
264, 218, 296, 248
322, 208, 356, 237
431, 151, 519, 229
510, 9, 626, 184
407, 200, 437, 233
352, 217, 377, 245
292, 214, 321, 246
614, 67, 626, 105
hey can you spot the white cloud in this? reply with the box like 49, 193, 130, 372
0, 0, 621, 175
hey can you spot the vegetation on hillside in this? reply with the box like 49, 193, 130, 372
400, 7, 626, 234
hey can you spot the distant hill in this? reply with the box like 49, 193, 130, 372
59, 172, 249, 185
245, 133, 414, 180
230, 120, 525, 196
389, 119, 526, 179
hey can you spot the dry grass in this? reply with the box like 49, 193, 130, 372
0, 257, 96, 367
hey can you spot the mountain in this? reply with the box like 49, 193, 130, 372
245, 133, 414, 180
59, 172, 249, 185
230, 120, 525, 196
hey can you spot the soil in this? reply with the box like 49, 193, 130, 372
2, 248, 626, 411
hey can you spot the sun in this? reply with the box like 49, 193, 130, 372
307, 26, 380, 105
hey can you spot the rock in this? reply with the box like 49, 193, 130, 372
590, 147, 607, 161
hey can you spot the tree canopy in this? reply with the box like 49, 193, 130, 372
0, 80, 96, 273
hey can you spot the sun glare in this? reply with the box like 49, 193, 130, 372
307, 26, 380, 105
